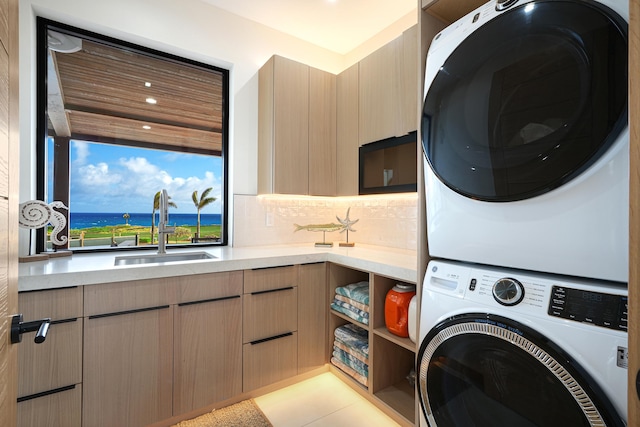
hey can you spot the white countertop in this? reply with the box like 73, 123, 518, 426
18, 244, 417, 291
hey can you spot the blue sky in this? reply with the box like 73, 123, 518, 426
48, 138, 223, 214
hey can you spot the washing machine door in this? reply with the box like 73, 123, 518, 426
417, 313, 625, 427
422, 0, 627, 202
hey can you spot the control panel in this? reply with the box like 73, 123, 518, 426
548, 286, 628, 332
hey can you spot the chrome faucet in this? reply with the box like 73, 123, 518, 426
157, 189, 175, 254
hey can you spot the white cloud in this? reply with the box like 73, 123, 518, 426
120, 157, 160, 174
72, 141, 90, 166
76, 162, 122, 187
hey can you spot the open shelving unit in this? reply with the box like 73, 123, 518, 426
328, 263, 416, 426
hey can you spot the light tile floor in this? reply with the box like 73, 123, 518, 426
254, 372, 401, 427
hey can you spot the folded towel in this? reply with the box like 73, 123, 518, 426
334, 340, 368, 365
335, 281, 369, 306
331, 298, 369, 324
333, 346, 368, 376
334, 324, 369, 357
331, 357, 369, 387
334, 294, 369, 313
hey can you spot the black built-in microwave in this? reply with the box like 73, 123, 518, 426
359, 131, 417, 194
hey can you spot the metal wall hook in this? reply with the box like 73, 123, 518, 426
11, 314, 51, 344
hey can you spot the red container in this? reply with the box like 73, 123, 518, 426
385, 284, 416, 337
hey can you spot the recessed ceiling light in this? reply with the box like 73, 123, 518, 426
142, 125, 151, 130
146, 97, 157, 104
145, 82, 151, 87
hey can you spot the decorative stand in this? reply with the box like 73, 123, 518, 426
315, 231, 333, 248
339, 227, 355, 247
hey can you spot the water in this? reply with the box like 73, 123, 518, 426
69, 212, 222, 230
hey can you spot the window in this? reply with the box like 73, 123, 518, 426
36, 18, 229, 252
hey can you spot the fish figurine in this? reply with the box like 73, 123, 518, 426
294, 223, 344, 233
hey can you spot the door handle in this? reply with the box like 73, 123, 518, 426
11, 314, 51, 344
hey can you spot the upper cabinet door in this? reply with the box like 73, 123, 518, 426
337, 62, 360, 196
309, 67, 337, 196
359, 37, 401, 145
259, 55, 309, 195
359, 25, 418, 145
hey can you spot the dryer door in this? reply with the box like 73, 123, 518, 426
422, 0, 627, 202
417, 313, 625, 427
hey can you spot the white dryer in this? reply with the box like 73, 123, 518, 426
421, 0, 629, 282
418, 259, 628, 427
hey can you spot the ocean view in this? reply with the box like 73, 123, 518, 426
69, 212, 222, 230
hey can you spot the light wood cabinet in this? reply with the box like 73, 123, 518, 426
242, 265, 300, 391
17, 385, 82, 427
298, 262, 328, 374
309, 67, 337, 196
328, 263, 416, 427
17, 287, 83, 427
259, 55, 309, 195
258, 55, 337, 195
0, 0, 18, 424
83, 279, 173, 427
336, 63, 360, 196
243, 331, 298, 392
359, 25, 419, 145
173, 272, 243, 415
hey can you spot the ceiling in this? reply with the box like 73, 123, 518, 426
49, 37, 225, 154
199, 0, 417, 55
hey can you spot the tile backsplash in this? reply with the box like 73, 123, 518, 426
233, 193, 417, 250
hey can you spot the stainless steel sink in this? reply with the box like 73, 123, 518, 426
114, 251, 216, 266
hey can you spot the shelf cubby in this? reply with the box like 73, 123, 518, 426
327, 263, 416, 426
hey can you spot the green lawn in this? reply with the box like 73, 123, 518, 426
51, 224, 221, 247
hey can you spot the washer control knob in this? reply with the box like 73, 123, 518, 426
496, 0, 519, 11
492, 278, 525, 306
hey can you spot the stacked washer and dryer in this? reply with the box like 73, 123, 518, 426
419, 0, 629, 426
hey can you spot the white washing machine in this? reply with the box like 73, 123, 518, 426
421, 0, 629, 283
418, 259, 628, 427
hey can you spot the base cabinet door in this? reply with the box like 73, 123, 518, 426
83, 307, 173, 427
173, 295, 242, 414
298, 263, 328, 374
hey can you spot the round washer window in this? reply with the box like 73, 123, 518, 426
417, 314, 625, 427
422, 0, 627, 201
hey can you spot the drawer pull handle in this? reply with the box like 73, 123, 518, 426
250, 332, 293, 345
17, 385, 76, 403
88, 305, 170, 319
179, 295, 240, 306
251, 265, 294, 271
11, 314, 51, 344
251, 286, 294, 296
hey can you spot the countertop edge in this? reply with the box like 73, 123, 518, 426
18, 244, 418, 291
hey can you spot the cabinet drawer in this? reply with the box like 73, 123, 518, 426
19, 287, 83, 320
18, 319, 83, 397
17, 384, 82, 427
176, 271, 243, 304
243, 332, 298, 391
244, 265, 297, 293
84, 277, 173, 316
243, 287, 297, 343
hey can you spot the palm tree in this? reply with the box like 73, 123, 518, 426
192, 188, 216, 239
123, 213, 130, 226
150, 191, 177, 243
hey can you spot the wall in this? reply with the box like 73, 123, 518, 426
234, 194, 417, 251
17, 0, 417, 253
